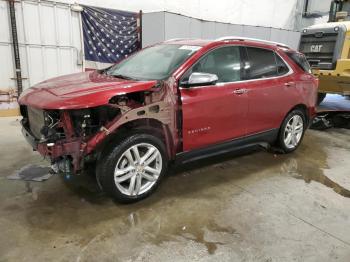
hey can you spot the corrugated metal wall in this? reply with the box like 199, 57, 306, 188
0, 0, 82, 113
142, 12, 301, 49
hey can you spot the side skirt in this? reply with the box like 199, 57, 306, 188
175, 129, 279, 164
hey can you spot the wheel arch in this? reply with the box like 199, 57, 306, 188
285, 104, 310, 126
275, 103, 308, 153
95, 118, 175, 161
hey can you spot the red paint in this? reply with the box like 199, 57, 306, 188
244, 73, 298, 135
19, 38, 318, 173
18, 71, 157, 109
180, 81, 248, 151
176, 41, 317, 151
61, 111, 75, 139
37, 139, 83, 172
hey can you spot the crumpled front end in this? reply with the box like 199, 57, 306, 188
19, 79, 180, 175
20, 105, 120, 174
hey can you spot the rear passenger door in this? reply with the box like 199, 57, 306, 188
243, 46, 295, 135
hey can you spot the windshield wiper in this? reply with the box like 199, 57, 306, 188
98, 66, 113, 74
110, 74, 136, 80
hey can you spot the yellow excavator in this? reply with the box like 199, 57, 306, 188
300, 0, 350, 104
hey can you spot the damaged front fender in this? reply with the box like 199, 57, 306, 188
86, 78, 180, 161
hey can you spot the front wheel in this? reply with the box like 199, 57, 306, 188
277, 109, 306, 153
97, 133, 167, 203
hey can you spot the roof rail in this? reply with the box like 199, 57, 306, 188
215, 36, 290, 48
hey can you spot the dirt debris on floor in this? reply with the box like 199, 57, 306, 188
1, 117, 350, 262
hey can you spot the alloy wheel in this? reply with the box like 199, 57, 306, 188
283, 115, 304, 149
114, 143, 162, 196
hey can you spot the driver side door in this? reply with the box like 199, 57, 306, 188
180, 46, 248, 151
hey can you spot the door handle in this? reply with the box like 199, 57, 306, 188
284, 82, 295, 87
233, 88, 248, 95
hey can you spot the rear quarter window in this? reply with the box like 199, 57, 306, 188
286, 52, 311, 73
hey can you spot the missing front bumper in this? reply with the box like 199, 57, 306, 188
21, 125, 84, 173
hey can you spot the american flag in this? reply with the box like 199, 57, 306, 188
81, 6, 141, 70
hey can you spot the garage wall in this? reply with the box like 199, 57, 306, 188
48, 0, 305, 31
15, 1, 83, 88
0, 0, 82, 113
143, 12, 301, 49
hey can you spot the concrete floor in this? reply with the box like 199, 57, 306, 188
0, 117, 350, 262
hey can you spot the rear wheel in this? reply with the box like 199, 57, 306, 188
317, 93, 327, 105
97, 133, 167, 203
277, 109, 306, 153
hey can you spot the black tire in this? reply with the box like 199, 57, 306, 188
96, 133, 168, 203
277, 109, 306, 153
317, 93, 327, 105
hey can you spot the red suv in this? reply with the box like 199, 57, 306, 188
19, 37, 318, 202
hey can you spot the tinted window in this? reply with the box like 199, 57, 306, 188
183, 46, 242, 83
286, 52, 311, 73
245, 47, 278, 79
275, 54, 289, 75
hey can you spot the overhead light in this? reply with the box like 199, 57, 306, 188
71, 4, 83, 12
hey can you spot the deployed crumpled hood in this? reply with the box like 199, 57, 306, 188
19, 71, 157, 109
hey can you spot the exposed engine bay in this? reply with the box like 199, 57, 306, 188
22, 106, 120, 143
21, 105, 120, 173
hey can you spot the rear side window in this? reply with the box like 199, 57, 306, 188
245, 47, 281, 79
244, 47, 290, 80
286, 52, 311, 73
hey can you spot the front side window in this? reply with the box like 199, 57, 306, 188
105, 44, 200, 80
182, 46, 242, 83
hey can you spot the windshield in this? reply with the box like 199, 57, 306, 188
105, 44, 201, 80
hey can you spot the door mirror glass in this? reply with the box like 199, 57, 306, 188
182, 72, 218, 87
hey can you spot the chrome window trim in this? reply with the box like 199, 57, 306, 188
179, 44, 294, 90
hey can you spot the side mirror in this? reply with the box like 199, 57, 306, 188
181, 72, 218, 87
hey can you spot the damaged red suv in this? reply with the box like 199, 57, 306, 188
19, 37, 317, 202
